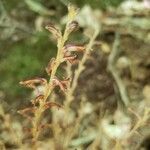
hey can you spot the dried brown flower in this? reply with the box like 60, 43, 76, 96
31, 94, 45, 105
61, 44, 85, 63
19, 78, 47, 89
63, 44, 85, 53
45, 58, 56, 75
44, 102, 62, 110
67, 21, 79, 33
63, 54, 78, 64
45, 24, 62, 39
52, 77, 70, 92
18, 107, 37, 121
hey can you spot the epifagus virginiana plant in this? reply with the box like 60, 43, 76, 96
18, 5, 85, 141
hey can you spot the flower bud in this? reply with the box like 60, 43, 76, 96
18, 107, 37, 121
67, 21, 79, 33
44, 102, 62, 110
68, 4, 78, 21
45, 58, 56, 75
52, 77, 70, 92
31, 94, 44, 105
64, 44, 85, 53
63, 54, 78, 64
45, 24, 62, 39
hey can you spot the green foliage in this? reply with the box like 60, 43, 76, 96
25, 0, 54, 15
0, 32, 56, 98
71, 0, 124, 9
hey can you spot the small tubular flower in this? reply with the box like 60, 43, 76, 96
18, 107, 37, 121
44, 102, 62, 110
52, 77, 70, 92
19, 78, 47, 89
67, 21, 79, 33
31, 94, 45, 105
45, 24, 62, 39
63, 54, 78, 64
45, 58, 56, 75
61, 44, 85, 63
63, 44, 85, 53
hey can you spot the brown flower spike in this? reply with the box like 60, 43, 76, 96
19, 5, 84, 141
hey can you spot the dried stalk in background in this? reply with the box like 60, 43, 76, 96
108, 33, 130, 107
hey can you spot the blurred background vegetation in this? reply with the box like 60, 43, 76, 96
0, 0, 125, 107
0, 0, 150, 149
0, 0, 149, 112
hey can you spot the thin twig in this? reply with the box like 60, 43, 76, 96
108, 33, 130, 107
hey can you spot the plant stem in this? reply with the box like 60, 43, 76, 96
31, 22, 71, 141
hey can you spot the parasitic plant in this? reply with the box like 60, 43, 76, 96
18, 4, 85, 142
18, 4, 100, 149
